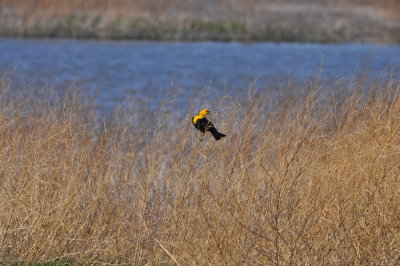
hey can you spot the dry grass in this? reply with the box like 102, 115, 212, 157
0, 0, 399, 42
0, 75, 399, 265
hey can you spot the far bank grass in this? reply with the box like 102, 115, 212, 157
0, 74, 399, 264
0, 16, 350, 43
1, 0, 399, 43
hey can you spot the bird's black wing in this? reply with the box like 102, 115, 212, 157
195, 118, 213, 133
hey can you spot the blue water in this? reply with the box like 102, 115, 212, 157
1, 38, 399, 109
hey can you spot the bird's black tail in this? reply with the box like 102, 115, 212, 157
209, 127, 226, 140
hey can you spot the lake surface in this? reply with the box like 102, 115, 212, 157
1, 38, 399, 110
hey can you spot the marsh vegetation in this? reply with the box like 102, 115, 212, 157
0, 73, 399, 264
1, 0, 399, 42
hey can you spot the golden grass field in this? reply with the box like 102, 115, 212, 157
0, 74, 399, 264
1, 0, 399, 42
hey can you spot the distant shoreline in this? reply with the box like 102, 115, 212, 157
1, 18, 399, 44
1, 1, 399, 44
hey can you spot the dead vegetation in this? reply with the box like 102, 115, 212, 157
0, 0, 399, 42
0, 74, 399, 264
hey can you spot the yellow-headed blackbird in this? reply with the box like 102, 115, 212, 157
192, 109, 226, 140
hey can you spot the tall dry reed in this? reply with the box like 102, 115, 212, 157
0, 76, 399, 264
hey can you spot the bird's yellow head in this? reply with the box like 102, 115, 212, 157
198, 109, 209, 118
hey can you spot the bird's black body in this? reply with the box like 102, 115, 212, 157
193, 117, 211, 133
192, 116, 226, 140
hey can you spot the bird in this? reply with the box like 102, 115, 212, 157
192, 108, 226, 140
